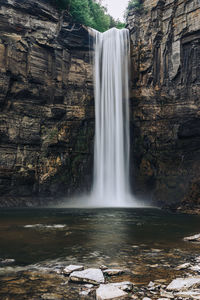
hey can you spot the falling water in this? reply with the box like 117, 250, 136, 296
91, 28, 133, 206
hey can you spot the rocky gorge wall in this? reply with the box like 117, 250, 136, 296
0, 0, 94, 206
1, 0, 200, 210
127, 0, 200, 210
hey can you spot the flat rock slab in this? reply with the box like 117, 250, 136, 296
111, 282, 133, 292
103, 269, 124, 276
175, 262, 191, 270
70, 268, 104, 285
167, 277, 200, 291
190, 265, 200, 272
96, 284, 128, 300
63, 265, 84, 275
160, 289, 174, 298
175, 290, 200, 299
184, 234, 200, 242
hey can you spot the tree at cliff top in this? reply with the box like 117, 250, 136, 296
125, 0, 144, 18
50, 0, 125, 32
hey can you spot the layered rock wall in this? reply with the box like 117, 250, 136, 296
0, 0, 94, 206
127, 0, 200, 209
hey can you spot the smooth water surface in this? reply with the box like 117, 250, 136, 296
1, 208, 200, 268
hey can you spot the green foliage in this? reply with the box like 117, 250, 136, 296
127, 0, 143, 11
88, 0, 111, 32
125, 0, 144, 19
49, 0, 125, 32
109, 16, 125, 30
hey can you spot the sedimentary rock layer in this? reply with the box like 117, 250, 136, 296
127, 0, 200, 209
0, 0, 94, 206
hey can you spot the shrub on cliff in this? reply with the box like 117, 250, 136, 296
50, 0, 125, 32
125, 0, 144, 17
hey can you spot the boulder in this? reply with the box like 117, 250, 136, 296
167, 277, 200, 291
111, 282, 133, 292
69, 268, 104, 285
63, 265, 84, 275
190, 265, 200, 272
96, 284, 128, 300
175, 290, 200, 299
175, 262, 191, 270
184, 234, 200, 242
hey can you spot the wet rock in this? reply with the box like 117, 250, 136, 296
147, 264, 159, 268
175, 263, 191, 270
196, 257, 200, 263
100, 265, 108, 270
84, 284, 93, 288
148, 282, 155, 288
160, 289, 174, 298
190, 265, 200, 272
175, 290, 200, 299
184, 234, 200, 242
111, 282, 133, 292
103, 269, 124, 276
70, 268, 105, 285
41, 293, 63, 299
79, 289, 91, 296
63, 265, 84, 275
151, 249, 162, 253
0, 259, 15, 265
96, 284, 128, 300
167, 277, 200, 291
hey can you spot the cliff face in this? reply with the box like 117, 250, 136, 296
127, 0, 200, 209
1, 0, 200, 209
0, 0, 94, 206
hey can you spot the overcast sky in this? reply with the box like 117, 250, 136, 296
101, 0, 129, 21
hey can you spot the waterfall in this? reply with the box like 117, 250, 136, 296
91, 28, 134, 207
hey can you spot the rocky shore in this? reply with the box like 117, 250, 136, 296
1, 232, 200, 299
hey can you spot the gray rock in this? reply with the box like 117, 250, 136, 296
0, 259, 15, 265
100, 265, 108, 270
175, 290, 200, 299
70, 268, 104, 285
167, 277, 200, 291
196, 256, 200, 262
148, 281, 155, 287
63, 264, 84, 275
96, 284, 128, 300
175, 262, 191, 270
184, 234, 200, 242
84, 284, 93, 288
111, 282, 133, 292
79, 290, 91, 296
190, 265, 200, 272
160, 289, 174, 298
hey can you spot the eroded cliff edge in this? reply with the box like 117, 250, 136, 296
0, 0, 94, 206
127, 0, 200, 211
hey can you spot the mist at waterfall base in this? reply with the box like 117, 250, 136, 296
59, 28, 147, 208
